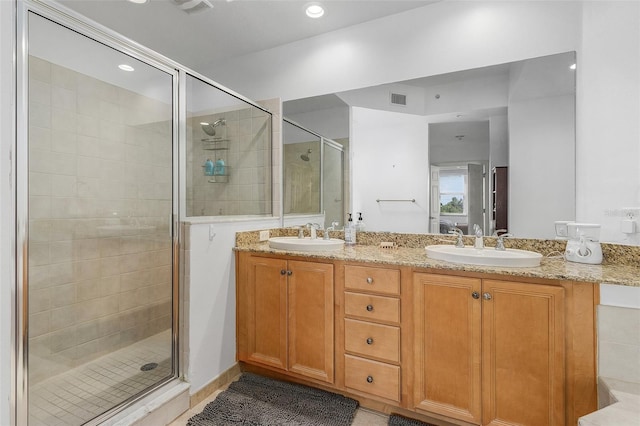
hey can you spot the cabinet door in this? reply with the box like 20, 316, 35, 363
413, 273, 482, 424
482, 280, 565, 426
287, 260, 335, 383
243, 255, 288, 370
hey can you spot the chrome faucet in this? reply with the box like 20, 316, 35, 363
495, 232, 513, 251
449, 227, 465, 248
306, 223, 321, 239
473, 224, 484, 249
324, 221, 339, 240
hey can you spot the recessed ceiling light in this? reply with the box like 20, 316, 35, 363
127, 0, 148, 4
569, 63, 577, 70
118, 64, 135, 72
306, 3, 325, 18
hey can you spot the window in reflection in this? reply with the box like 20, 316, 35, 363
439, 168, 467, 215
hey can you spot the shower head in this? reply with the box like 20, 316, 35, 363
300, 149, 312, 161
200, 118, 226, 136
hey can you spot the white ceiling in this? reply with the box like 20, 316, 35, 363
56, 0, 438, 71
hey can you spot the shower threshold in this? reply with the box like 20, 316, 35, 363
29, 330, 173, 426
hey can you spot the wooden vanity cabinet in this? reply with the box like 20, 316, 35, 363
236, 252, 597, 426
341, 264, 403, 403
413, 272, 584, 426
236, 252, 334, 384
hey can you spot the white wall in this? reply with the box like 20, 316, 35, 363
489, 115, 509, 169
185, 218, 279, 393
351, 107, 430, 232
204, 0, 639, 244
205, 1, 580, 103
509, 94, 576, 239
577, 1, 640, 244
285, 106, 349, 141
0, 0, 14, 423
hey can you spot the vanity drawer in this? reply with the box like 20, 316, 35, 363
344, 354, 400, 402
344, 265, 400, 295
344, 292, 400, 324
344, 318, 400, 363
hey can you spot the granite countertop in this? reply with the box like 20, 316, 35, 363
235, 232, 640, 287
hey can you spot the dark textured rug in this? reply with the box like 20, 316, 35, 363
186, 373, 359, 426
388, 414, 437, 426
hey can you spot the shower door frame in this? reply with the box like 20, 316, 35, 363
15, 1, 182, 425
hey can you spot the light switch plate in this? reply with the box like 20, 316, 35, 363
259, 230, 270, 241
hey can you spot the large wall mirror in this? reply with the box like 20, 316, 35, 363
282, 118, 346, 228
283, 52, 576, 240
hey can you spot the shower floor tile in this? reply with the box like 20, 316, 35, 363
29, 330, 172, 426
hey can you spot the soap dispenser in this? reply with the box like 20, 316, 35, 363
345, 213, 356, 246
356, 212, 366, 232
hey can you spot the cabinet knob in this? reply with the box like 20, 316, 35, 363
280, 269, 287, 275
366, 304, 374, 312
366, 277, 373, 284
366, 375, 374, 383
483, 292, 492, 301
366, 337, 374, 345
287, 270, 293, 276
472, 291, 480, 299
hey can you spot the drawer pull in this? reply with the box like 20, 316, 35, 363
366, 375, 374, 383
366, 337, 374, 345
280, 269, 287, 275
287, 270, 293, 276
472, 291, 480, 299
366, 304, 374, 312
366, 277, 373, 284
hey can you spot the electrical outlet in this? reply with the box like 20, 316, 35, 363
259, 230, 270, 241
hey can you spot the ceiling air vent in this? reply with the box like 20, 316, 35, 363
390, 92, 407, 106
170, 0, 213, 14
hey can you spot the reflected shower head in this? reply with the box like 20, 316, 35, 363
300, 149, 312, 161
200, 118, 226, 136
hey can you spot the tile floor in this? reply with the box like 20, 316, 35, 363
29, 330, 173, 426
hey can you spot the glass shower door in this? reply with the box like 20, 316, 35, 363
25, 12, 176, 425
322, 140, 345, 228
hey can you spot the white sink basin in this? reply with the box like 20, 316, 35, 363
269, 237, 345, 252
425, 245, 542, 268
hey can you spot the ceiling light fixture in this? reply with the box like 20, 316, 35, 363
569, 63, 577, 70
118, 64, 135, 72
305, 3, 325, 18
127, 0, 148, 4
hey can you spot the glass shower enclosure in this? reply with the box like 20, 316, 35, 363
18, 7, 178, 425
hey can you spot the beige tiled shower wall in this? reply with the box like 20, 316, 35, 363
186, 106, 272, 217
28, 56, 173, 384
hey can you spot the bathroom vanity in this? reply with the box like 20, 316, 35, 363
235, 231, 639, 426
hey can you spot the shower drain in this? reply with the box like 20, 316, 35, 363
140, 362, 158, 372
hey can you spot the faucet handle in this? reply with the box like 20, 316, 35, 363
495, 233, 514, 250
449, 227, 465, 248
492, 229, 508, 237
